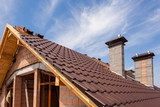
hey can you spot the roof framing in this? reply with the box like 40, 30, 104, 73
0, 24, 97, 107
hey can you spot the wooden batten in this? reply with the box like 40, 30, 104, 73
55, 77, 65, 86
17, 40, 25, 47
7, 32, 12, 38
5, 24, 97, 107
0, 27, 8, 56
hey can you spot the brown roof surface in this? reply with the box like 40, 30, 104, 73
20, 34, 160, 107
154, 86, 160, 92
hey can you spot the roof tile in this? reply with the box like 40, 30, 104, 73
20, 34, 160, 107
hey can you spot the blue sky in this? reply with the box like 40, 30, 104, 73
0, 0, 160, 87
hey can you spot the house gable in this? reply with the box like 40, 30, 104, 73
5, 47, 40, 81
0, 26, 19, 90
0, 24, 160, 107
0, 24, 97, 107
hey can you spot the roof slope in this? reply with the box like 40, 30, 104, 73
20, 34, 160, 107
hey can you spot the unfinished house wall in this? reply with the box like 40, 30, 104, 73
0, 47, 39, 107
134, 58, 154, 86
13, 76, 22, 107
105, 36, 127, 76
59, 86, 87, 107
21, 78, 34, 107
6, 46, 40, 80
0, 46, 87, 107
132, 52, 154, 87
109, 44, 124, 76
0, 85, 7, 107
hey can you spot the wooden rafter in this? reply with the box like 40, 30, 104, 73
24, 80, 29, 107
5, 24, 97, 107
55, 77, 65, 86
17, 40, 25, 47
0, 27, 8, 56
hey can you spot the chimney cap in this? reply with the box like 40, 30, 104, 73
132, 52, 155, 61
105, 36, 128, 48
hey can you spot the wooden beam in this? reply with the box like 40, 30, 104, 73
6, 24, 97, 107
0, 27, 9, 56
24, 80, 30, 107
33, 69, 40, 107
55, 77, 65, 86
17, 39, 25, 47
7, 32, 12, 38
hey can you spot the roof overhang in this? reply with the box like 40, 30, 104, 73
0, 24, 97, 107
0, 24, 21, 88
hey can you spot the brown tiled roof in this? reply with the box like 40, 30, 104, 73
154, 86, 160, 92
20, 34, 160, 107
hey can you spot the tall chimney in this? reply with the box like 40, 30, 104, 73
105, 35, 128, 76
132, 52, 155, 87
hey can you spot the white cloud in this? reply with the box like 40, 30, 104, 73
127, 8, 160, 48
33, 0, 59, 29
47, 0, 136, 57
0, 0, 15, 39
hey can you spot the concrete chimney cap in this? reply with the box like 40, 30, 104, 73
132, 52, 155, 61
105, 36, 128, 48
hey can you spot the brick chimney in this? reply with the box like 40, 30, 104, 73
105, 35, 128, 76
132, 51, 155, 87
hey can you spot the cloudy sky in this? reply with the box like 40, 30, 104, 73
0, 0, 160, 87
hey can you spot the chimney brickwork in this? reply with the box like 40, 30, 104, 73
132, 52, 155, 87
106, 36, 127, 76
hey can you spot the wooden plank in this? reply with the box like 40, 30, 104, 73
49, 76, 51, 107
0, 72, 7, 75
17, 40, 25, 47
6, 24, 97, 107
25, 80, 30, 107
7, 32, 12, 38
55, 77, 65, 86
0, 52, 13, 60
0, 27, 9, 56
